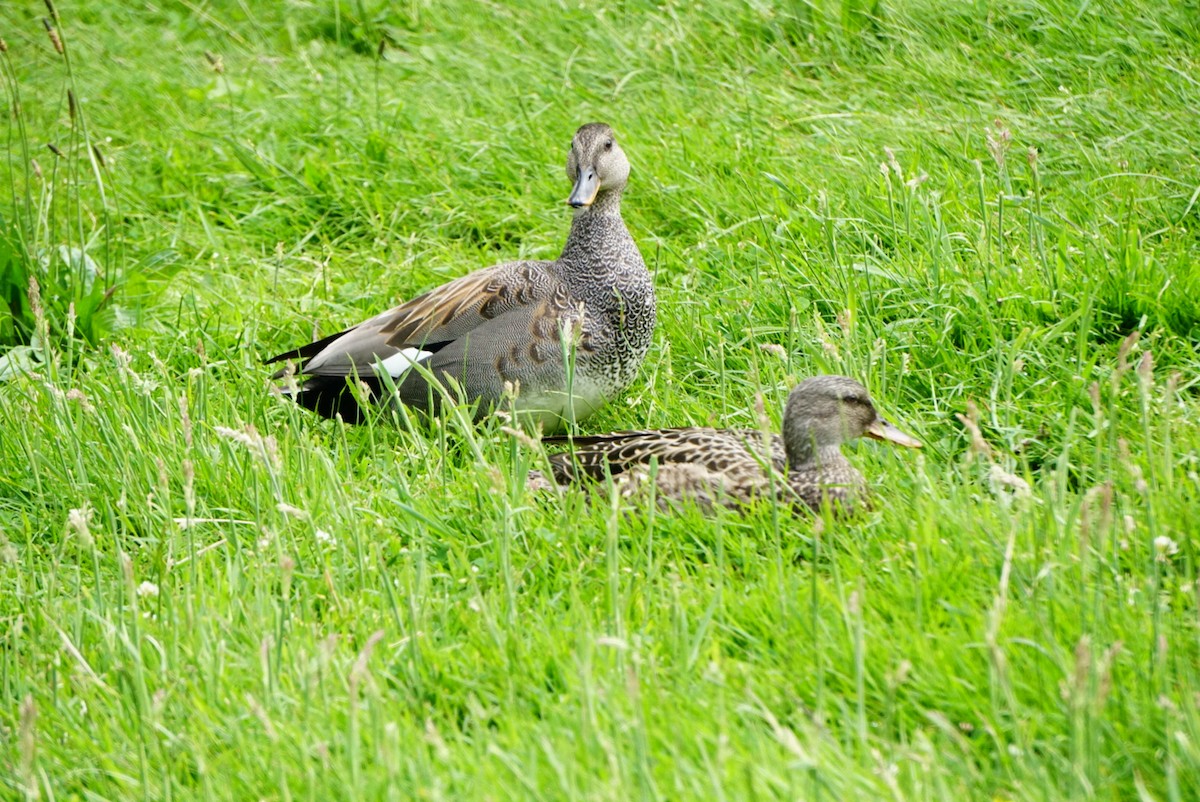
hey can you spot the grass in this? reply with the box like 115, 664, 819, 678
1, 0, 1199, 798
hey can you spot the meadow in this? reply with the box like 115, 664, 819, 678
1, 0, 1199, 798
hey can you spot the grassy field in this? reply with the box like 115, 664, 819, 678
2, 0, 1199, 798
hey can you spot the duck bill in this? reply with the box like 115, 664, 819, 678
866, 418, 922, 448
567, 170, 600, 208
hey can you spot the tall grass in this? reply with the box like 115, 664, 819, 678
0, 4, 182, 372
0, 0, 1198, 799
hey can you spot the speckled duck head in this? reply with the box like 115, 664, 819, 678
566, 123, 630, 211
780, 375, 922, 469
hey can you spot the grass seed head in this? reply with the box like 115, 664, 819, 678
19, 694, 36, 795
66, 504, 93, 547
1113, 331, 1139, 388
276, 502, 308, 519
1136, 350, 1153, 386
1097, 641, 1122, 706
43, 19, 63, 55
987, 119, 1011, 171
956, 400, 993, 459
759, 342, 787, 360
65, 388, 94, 412
27, 275, 43, 322
179, 394, 193, 448
905, 171, 929, 190
182, 458, 195, 512
884, 146, 903, 181
1072, 636, 1091, 699
500, 425, 540, 451
204, 51, 225, 74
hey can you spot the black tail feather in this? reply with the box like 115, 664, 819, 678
281, 374, 375, 424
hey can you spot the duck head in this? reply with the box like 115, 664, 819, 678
781, 375, 922, 468
566, 122, 630, 209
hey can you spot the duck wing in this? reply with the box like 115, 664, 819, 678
267, 261, 571, 419
544, 427, 785, 483
268, 261, 559, 378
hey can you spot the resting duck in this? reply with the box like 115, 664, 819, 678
267, 123, 655, 430
539, 375, 922, 514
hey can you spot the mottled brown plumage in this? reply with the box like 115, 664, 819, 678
539, 375, 921, 514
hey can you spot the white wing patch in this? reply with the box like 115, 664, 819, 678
376, 347, 432, 378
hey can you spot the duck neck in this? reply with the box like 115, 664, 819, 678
588, 188, 623, 216
560, 190, 631, 267
787, 439, 846, 473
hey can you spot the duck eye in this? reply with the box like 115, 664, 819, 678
604, 139, 613, 151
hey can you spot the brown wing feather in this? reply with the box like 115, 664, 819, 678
273, 261, 559, 378
379, 263, 548, 347
546, 428, 785, 483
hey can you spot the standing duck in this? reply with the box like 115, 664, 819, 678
539, 375, 921, 514
267, 123, 655, 430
